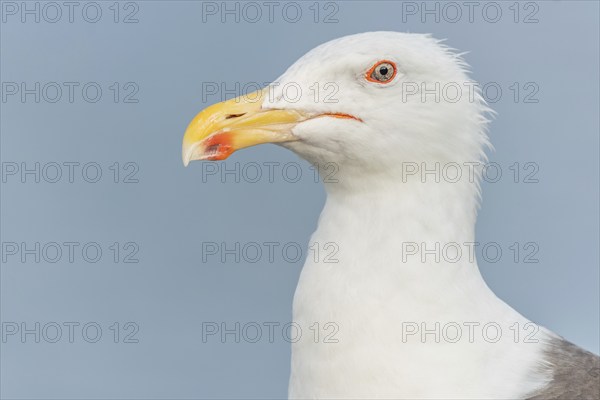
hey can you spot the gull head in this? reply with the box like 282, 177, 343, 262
183, 32, 491, 184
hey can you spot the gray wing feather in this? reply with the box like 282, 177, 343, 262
527, 337, 600, 400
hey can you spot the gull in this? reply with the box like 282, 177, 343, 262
182, 32, 600, 399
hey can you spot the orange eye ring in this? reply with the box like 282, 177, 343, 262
366, 60, 397, 84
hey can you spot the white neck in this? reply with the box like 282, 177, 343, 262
321, 165, 481, 281
289, 166, 552, 399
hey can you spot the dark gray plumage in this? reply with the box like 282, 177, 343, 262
528, 337, 600, 400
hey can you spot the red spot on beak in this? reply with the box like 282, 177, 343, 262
204, 132, 235, 161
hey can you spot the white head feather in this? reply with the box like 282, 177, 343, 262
266, 32, 492, 196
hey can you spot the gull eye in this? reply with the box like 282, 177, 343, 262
366, 60, 397, 83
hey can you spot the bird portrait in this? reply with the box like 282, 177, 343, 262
182, 32, 600, 399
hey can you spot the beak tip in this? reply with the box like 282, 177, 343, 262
182, 141, 195, 167
182, 150, 191, 167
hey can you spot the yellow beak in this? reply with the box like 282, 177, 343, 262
182, 88, 308, 166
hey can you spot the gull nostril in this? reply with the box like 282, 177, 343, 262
225, 113, 246, 120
